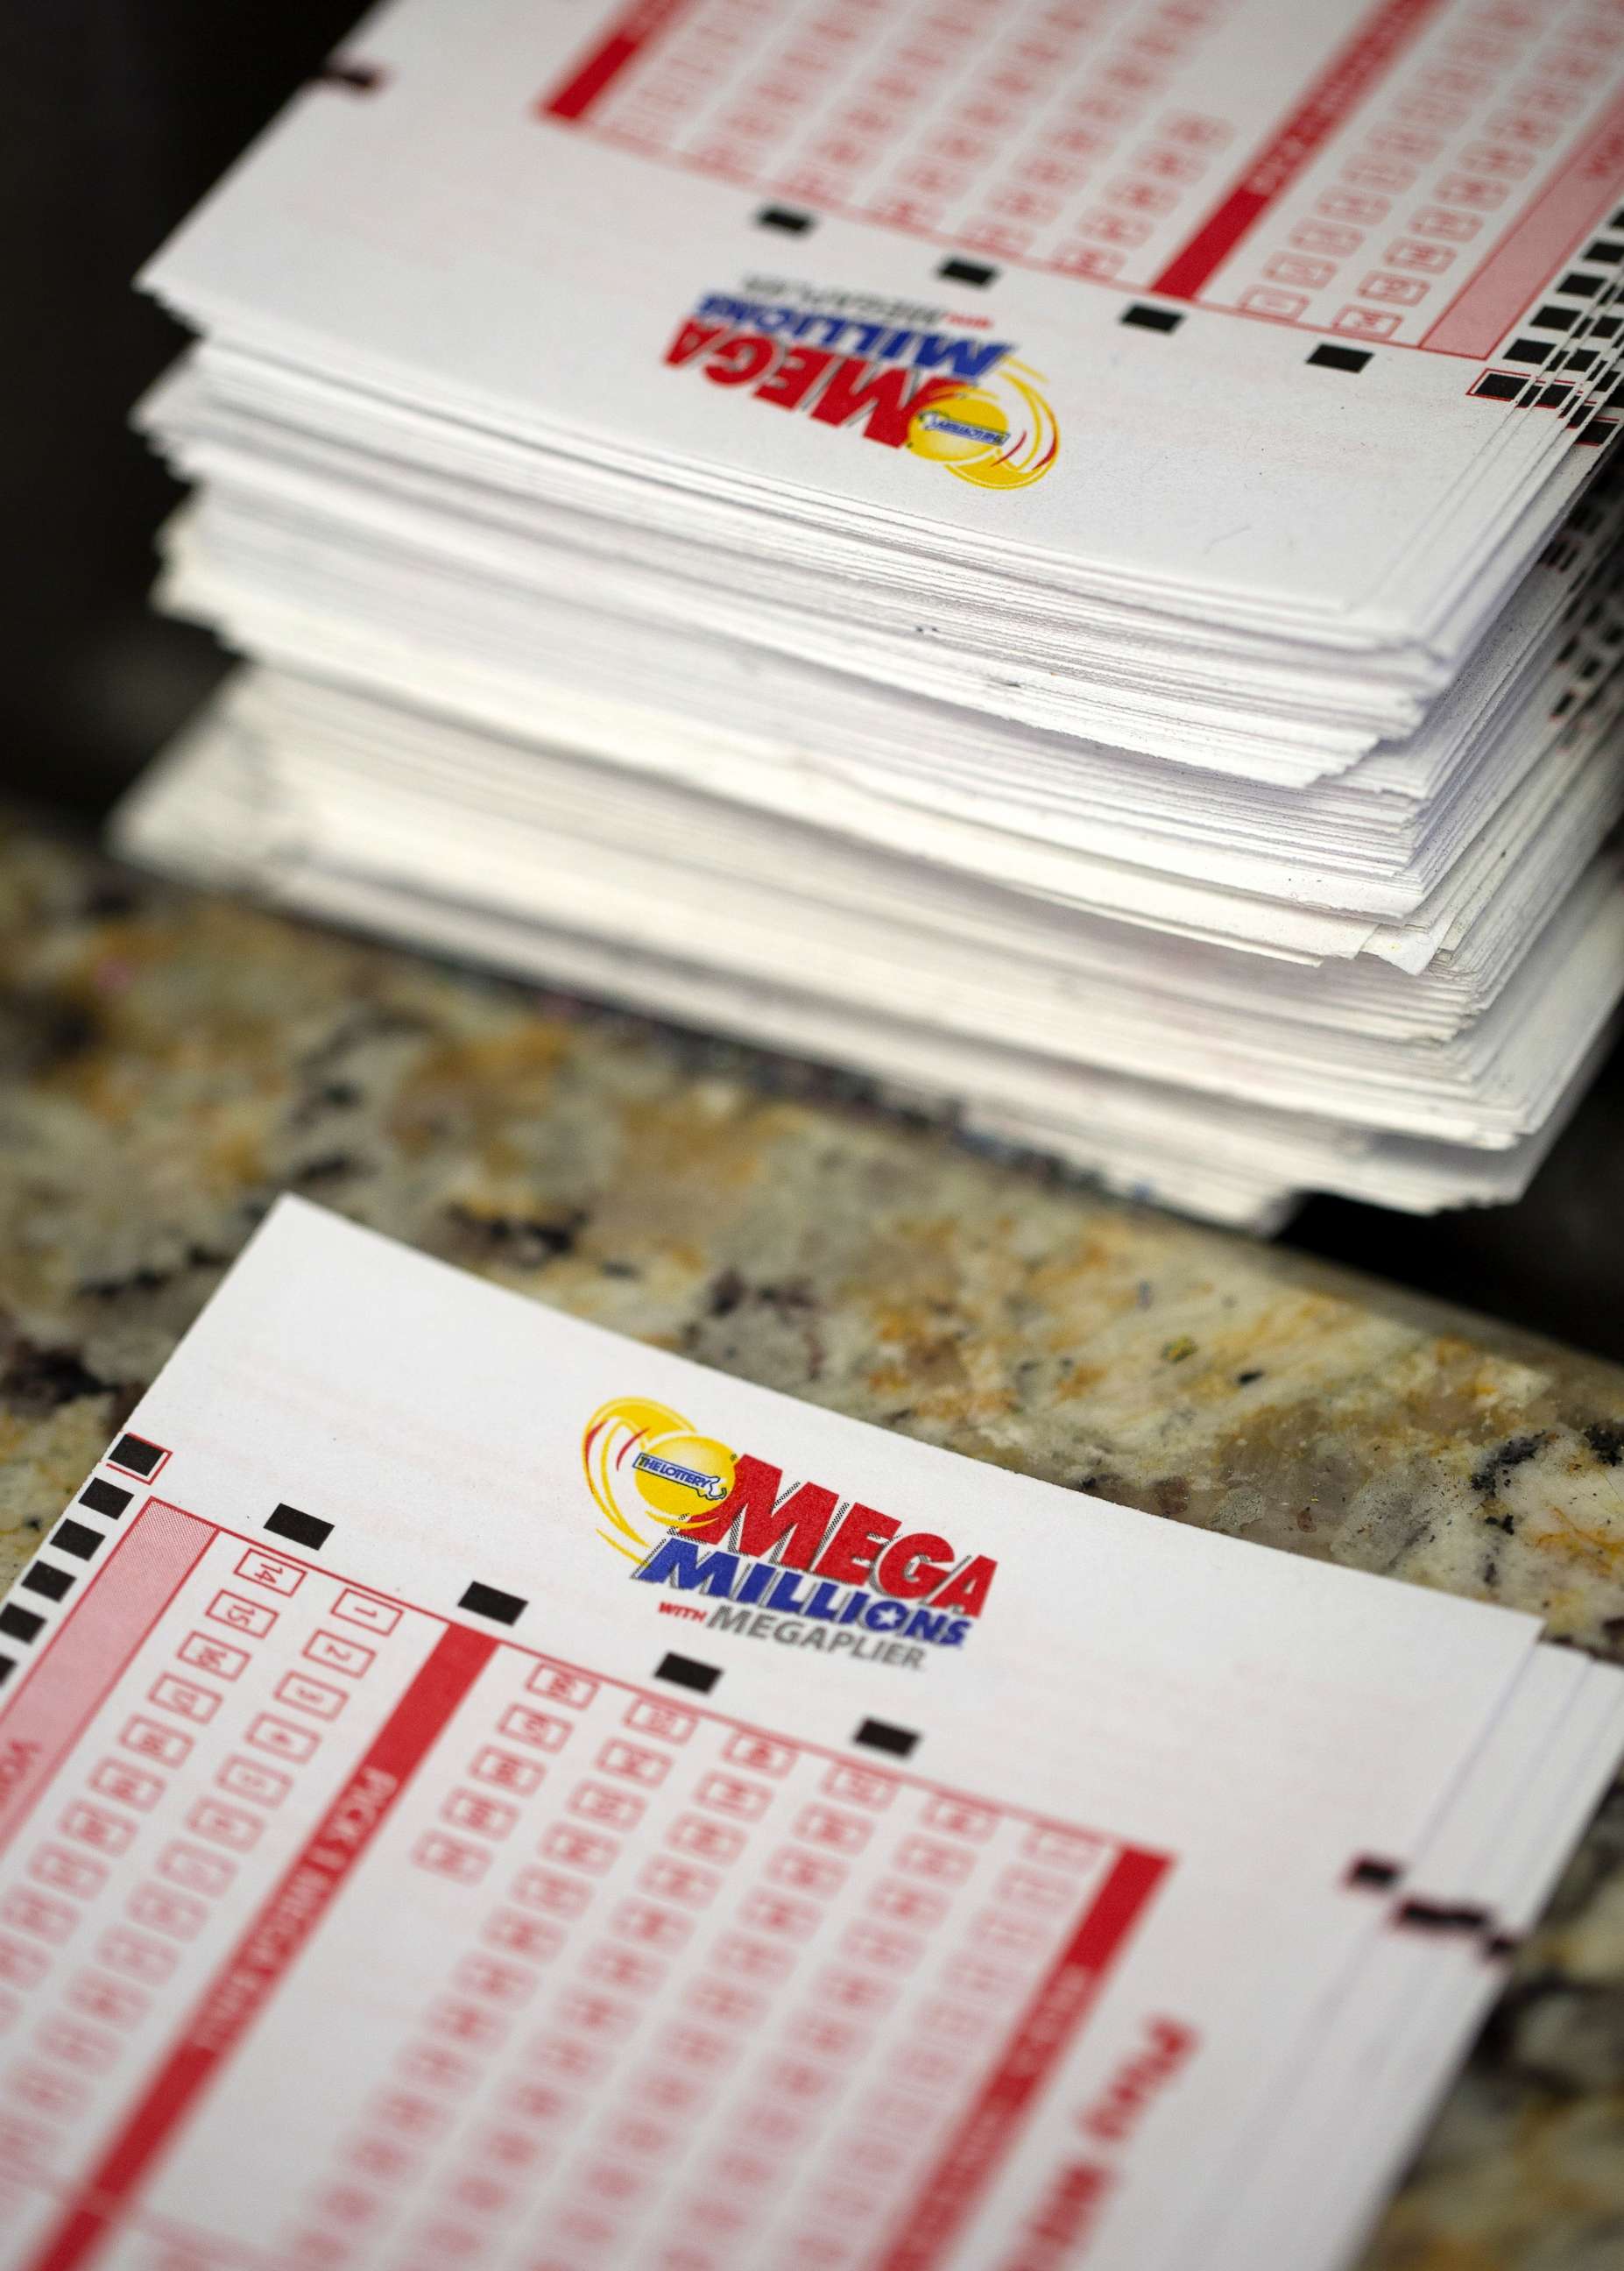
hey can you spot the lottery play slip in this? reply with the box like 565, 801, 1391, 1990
0, 1199, 1620, 2271
121, 0, 1624, 1226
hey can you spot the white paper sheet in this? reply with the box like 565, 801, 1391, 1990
116, 0, 1624, 1226
0, 1201, 1608, 2270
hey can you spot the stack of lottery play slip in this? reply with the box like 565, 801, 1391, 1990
117, 0, 1624, 1228
0, 1198, 1620, 2271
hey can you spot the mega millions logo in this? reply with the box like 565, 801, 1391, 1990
584, 1397, 738, 1563
583, 1397, 997, 1663
664, 287, 1059, 492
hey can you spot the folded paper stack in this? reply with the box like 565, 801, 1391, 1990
120, 0, 1624, 1226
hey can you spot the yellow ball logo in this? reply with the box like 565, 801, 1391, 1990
909, 388, 1013, 463
632, 1431, 736, 1522
907, 359, 1059, 490
583, 1397, 738, 1563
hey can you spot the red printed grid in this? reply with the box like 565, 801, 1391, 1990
0, 1498, 1168, 2271
268, 1653, 1164, 2271
540, 0, 1624, 356
0, 1503, 445, 2267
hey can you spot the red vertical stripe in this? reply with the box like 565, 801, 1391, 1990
1151, 0, 1449, 301
876, 1846, 1170, 2271
25, 1621, 495, 2271
539, 0, 694, 124
1423, 91, 1624, 356
0, 1502, 215, 1863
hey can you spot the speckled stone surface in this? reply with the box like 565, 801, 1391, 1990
2, 811, 1622, 2268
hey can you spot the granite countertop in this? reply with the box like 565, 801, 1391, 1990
2, 812, 1621, 2268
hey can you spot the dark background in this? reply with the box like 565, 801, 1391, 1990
1, 2, 360, 810
3, 2, 1620, 1362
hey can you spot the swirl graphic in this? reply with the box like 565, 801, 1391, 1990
583, 1397, 738, 1564
908, 358, 1060, 490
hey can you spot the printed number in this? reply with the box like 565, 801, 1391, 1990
93, 1758, 166, 1810
512, 1867, 591, 1919
499, 1705, 572, 1754
696, 1772, 771, 1822
332, 1588, 400, 1633
1386, 237, 1454, 273
1266, 254, 1335, 290
206, 1590, 277, 1638
455, 1952, 535, 2006
1332, 305, 1402, 337
612, 1898, 691, 1953
245, 1713, 320, 1764
597, 1740, 669, 1787
61, 1803, 135, 1856
869, 1879, 946, 1927
66, 1973, 146, 2026
625, 1698, 695, 1743
188, 1799, 262, 1852
119, 1717, 190, 1769
571, 1782, 645, 1832
640, 1857, 717, 1907
0, 1939, 49, 1989
897, 1836, 973, 1883
234, 1548, 305, 1595
667, 1815, 743, 1864
32, 1848, 106, 1900
441, 1790, 519, 1841
305, 1631, 376, 1677
275, 1673, 346, 1720
821, 1967, 894, 2014
217, 1756, 292, 1807
542, 1824, 618, 1875
690, 1978, 761, 2026
150, 1675, 220, 1726
526, 1666, 597, 1709
1025, 1824, 1105, 1869
1358, 269, 1429, 305
128, 1885, 208, 1940
739, 1889, 818, 1939
768, 1847, 844, 1897
159, 1843, 235, 1897
1239, 286, 1308, 319
723, 1732, 794, 1777
844, 1921, 921, 1970
413, 1832, 490, 1885
470, 1745, 545, 1796
96, 1929, 175, 1984
999, 1865, 1074, 1911
1291, 221, 1361, 256
710, 1932, 791, 1984
179, 1632, 250, 1682
794, 1804, 870, 1855
483, 1909, 564, 1962
1410, 206, 1480, 243
922, 1797, 995, 1840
